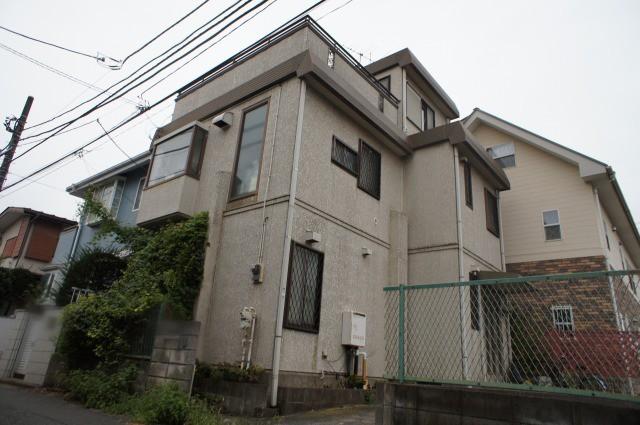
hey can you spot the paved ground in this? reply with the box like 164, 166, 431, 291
0, 382, 375, 425
0, 383, 127, 425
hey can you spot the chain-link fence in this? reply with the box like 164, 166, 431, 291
384, 270, 640, 399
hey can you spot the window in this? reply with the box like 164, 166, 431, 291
331, 137, 358, 176
230, 102, 269, 200
284, 242, 324, 333
487, 143, 515, 168
485, 189, 500, 237
1, 237, 17, 258
132, 177, 146, 211
603, 219, 611, 250
551, 305, 574, 331
543, 210, 562, 241
378, 76, 390, 91
148, 125, 207, 186
464, 161, 473, 209
406, 84, 422, 128
357, 140, 381, 199
421, 101, 435, 130
470, 285, 480, 331
86, 179, 125, 225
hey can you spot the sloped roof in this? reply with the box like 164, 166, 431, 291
0, 207, 76, 231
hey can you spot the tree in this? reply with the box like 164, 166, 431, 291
0, 267, 41, 315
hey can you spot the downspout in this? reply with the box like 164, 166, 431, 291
497, 192, 506, 271
453, 146, 469, 380
594, 187, 621, 330
401, 69, 407, 133
68, 221, 83, 262
270, 79, 306, 407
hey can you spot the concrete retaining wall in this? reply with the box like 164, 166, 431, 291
376, 382, 640, 425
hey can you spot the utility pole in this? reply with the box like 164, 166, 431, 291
0, 96, 34, 190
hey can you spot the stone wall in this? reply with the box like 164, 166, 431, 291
146, 319, 200, 392
376, 382, 640, 425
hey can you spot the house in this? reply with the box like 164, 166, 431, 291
0, 206, 76, 279
41, 152, 149, 302
464, 109, 640, 352
134, 16, 509, 399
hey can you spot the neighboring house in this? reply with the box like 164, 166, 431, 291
464, 108, 640, 333
41, 152, 149, 302
0, 206, 75, 279
134, 16, 509, 394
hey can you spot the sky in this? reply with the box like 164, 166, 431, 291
0, 0, 639, 225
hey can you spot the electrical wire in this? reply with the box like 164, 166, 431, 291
11, 0, 263, 161
96, 119, 138, 165
316, 0, 354, 20
22, 0, 247, 133
2, 1, 329, 194
120, 0, 211, 66
0, 24, 106, 60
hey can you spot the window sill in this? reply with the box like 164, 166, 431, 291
284, 324, 319, 334
145, 172, 199, 190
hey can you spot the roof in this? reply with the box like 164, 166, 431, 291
464, 107, 640, 265
0, 207, 76, 231
66, 151, 149, 197
408, 121, 510, 191
366, 48, 460, 119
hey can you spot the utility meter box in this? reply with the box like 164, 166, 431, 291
341, 311, 366, 347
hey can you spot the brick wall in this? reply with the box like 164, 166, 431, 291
506, 255, 607, 275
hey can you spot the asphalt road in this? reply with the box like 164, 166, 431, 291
0, 383, 127, 425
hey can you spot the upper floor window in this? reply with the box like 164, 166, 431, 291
284, 242, 324, 333
485, 189, 500, 237
487, 143, 515, 168
132, 177, 146, 211
551, 305, 574, 331
148, 125, 208, 187
543, 209, 562, 241
230, 102, 269, 200
87, 179, 125, 225
406, 84, 422, 129
464, 161, 473, 209
422, 101, 435, 130
331, 137, 358, 176
358, 140, 381, 199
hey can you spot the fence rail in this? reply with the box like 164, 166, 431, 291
384, 270, 640, 400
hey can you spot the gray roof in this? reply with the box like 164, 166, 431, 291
0, 207, 76, 231
366, 48, 460, 119
66, 151, 149, 196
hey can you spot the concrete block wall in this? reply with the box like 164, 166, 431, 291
146, 319, 200, 392
376, 382, 640, 425
0, 310, 27, 378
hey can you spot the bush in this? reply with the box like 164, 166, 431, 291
194, 361, 264, 386
63, 365, 137, 409
0, 267, 41, 315
56, 246, 127, 306
134, 384, 190, 425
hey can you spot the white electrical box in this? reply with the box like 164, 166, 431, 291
342, 311, 366, 347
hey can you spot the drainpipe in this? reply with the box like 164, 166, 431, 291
68, 221, 83, 262
270, 79, 306, 407
497, 192, 506, 271
401, 69, 407, 133
453, 146, 469, 380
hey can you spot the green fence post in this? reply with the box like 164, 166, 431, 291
398, 284, 405, 383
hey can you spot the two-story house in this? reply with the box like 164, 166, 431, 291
132, 16, 509, 401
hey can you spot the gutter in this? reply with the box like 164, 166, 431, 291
270, 79, 306, 407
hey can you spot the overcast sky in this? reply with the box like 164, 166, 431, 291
1, 0, 639, 225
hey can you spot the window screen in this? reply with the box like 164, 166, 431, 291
543, 210, 561, 241
551, 305, 574, 331
331, 137, 358, 176
422, 101, 435, 130
358, 140, 381, 199
231, 103, 268, 199
284, 242, 324, 332
487, 143, 515, 168
464, 162, 473, 209
485, 189, 500, 237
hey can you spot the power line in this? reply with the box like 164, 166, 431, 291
0, 42, 138, 106
316, 0, 354, 20
0, 24, 109, 61
120, 0, 211, 66
12, 0, 262, 161
2, 1, 329, 194
22, 0, 248, 133
96, 119, 138, 165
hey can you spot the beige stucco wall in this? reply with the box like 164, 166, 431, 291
470, 123, 604, 264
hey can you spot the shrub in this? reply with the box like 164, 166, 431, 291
56, 246, 127, 306
63, 365, 137, 409
0, 267, 41, 315
134, 384, 190, 425
194, 361, 264, 386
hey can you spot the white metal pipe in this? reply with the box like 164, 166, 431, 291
497, 192, 506, 271
453, 146, 469, 380
247, 316, 256, 368
401, 68, 407, 133
270, 80, 306, 407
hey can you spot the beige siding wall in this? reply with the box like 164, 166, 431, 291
471, 124, 604, 264
600, 206, 637, 270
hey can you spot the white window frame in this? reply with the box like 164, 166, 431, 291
487, 142, 516, 168
551, 305, 574, 331
132, 177, 146, 212
542, 209, 562, 241
86, 177, 126, 225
